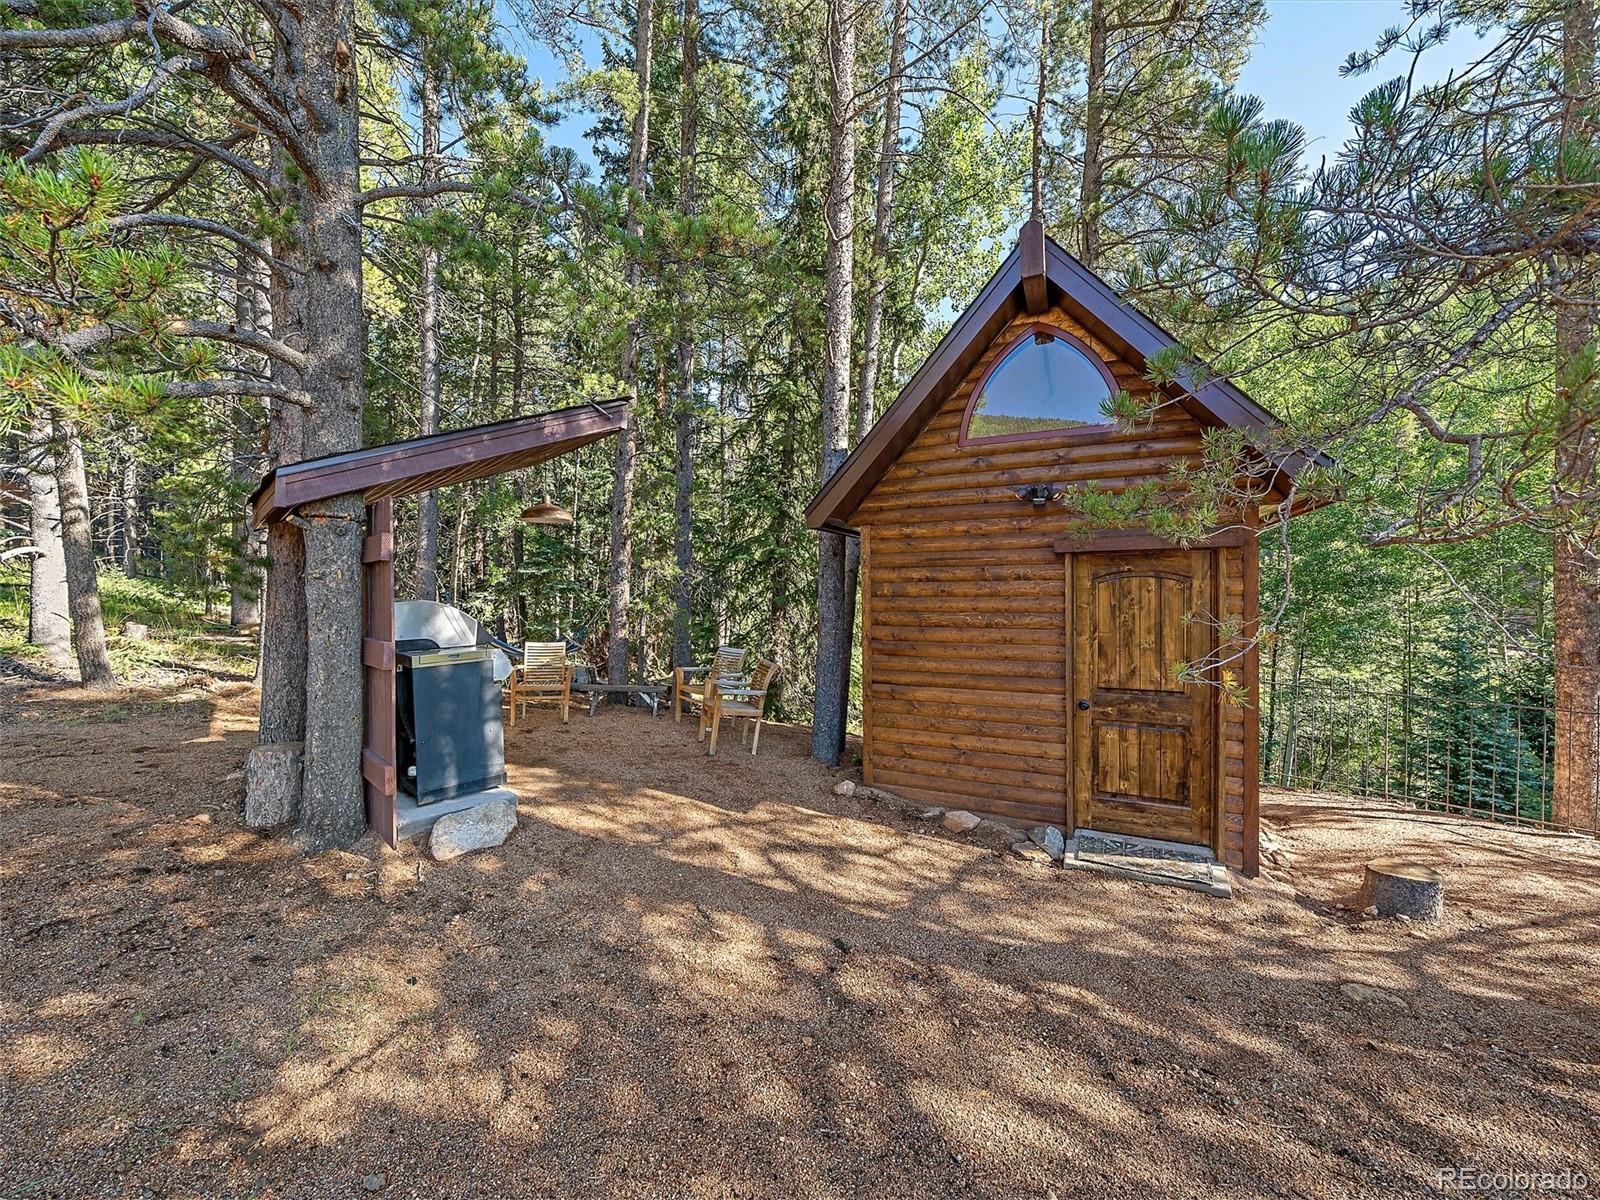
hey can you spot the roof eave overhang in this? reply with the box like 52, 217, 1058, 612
252, 397, 629, 529
805, 245, 1025, 533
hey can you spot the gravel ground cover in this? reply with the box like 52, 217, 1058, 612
3, 677, 1598, 1199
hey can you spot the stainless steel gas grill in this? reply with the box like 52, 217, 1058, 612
393, 602, 512, 805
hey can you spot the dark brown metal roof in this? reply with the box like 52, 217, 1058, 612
251, 397, 628, 528
805, 222, 1333, 534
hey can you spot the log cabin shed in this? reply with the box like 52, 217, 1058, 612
807, 221, 1327, 876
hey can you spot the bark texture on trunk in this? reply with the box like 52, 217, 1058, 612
836, 0, 907, 756
854, 0, 905, 443
810, 0, 858, 766
1029, 0, 1049, 224
54, 419, 116, 687
119, 449, 140, 576
672, 0, 699, 668
24, 414, 72, 668
1553, 0, 1600, 831
256, 18, 311, 737
414, 60, 442, 601
509, 241, 528, 639
231, 254, 265, 630
1078, 0, 1106, 269
293, 0, 369, 850
608, 0, 654, 685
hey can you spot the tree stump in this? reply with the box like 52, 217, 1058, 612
1360, 857, 1445, 920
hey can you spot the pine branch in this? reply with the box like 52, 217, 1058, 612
356, 179, 550, 210
105, 213, 296, 276
161, 377, 310, 406
18, 56, 198, 164
54, 319, 308, 373
47, 128, 269, 186
2, 1, 317, 177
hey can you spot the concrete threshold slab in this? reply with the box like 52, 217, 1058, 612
1063, 829, 1232, 899
396, 786, 519, 843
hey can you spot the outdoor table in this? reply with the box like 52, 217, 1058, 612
572, 681, 669, 718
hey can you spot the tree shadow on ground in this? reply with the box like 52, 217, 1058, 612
4, 697, 1599, 1199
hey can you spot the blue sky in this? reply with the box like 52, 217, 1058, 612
1239, 0, 1489, 160
499, 0, 1489, 173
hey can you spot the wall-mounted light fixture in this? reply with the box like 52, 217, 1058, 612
1013, 483, 1064, 508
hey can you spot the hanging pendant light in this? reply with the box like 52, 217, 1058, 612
520, 494, 574, 526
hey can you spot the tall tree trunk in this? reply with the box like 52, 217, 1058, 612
1078, 0, 1106, 268
256, 16, 311, 743
231, 254, 265, 630
837, 0, 908, 756
510, 239, 528, 640
486, 280, 501, 412
119, 448, 140, 576
672, 0, 699, 668
414, 59, 442, 601
1030, 0, 1050, 223
54, 419, 116, 687
769, 303, 804, 670
1552, 0, 1600, 831
24, 413, 71, 669
294, 0, 370, 850
810, 0, 858, 765
608, 0, 654, 685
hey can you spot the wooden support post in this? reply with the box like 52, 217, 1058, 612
362, 497, 398, 848
1242, 509, 1261, 877
860, 526, 874, 785
1020, 217, 1048, 314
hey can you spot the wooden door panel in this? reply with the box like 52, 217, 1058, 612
1093, 722, 1187, 806
1071, 549, 1214, 847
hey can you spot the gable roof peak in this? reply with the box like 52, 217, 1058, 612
805, 224, 1327, 533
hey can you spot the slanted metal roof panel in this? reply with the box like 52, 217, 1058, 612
251, 398, 628, 528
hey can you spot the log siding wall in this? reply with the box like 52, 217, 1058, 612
854, 303, 1255, 870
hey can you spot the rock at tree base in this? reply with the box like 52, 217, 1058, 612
1028, 825, 1067, 861
833, 780, 856, 796
1359, 857, 1445, 921
244, 741, 303, 829
941, 809, 981, 833
430, 797, 518, 861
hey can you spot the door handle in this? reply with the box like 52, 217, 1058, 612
1077, 700, 1090, 711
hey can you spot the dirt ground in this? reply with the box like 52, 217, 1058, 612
3, 677, 1599, 1200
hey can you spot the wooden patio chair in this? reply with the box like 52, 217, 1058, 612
702, 658, 781, 756
508, 642, 573, 726
672, 645, 749, 724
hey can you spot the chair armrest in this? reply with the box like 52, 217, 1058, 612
677, 665, 711, 680
714, 687, 765, 700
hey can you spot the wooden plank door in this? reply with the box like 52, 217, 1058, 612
1070, 548, 1215, 846
361, 498, 398, 848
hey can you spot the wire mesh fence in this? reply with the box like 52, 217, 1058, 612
1261, 678, 1600, 837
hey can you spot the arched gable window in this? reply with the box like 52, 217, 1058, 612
960, 323, 1118, 445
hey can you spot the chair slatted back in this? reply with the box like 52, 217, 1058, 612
746, 658, 779, 699
696, 645, 748, 702
521, 642, 568, 685
711, 645, 748, 680
720, 658, 779, 711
